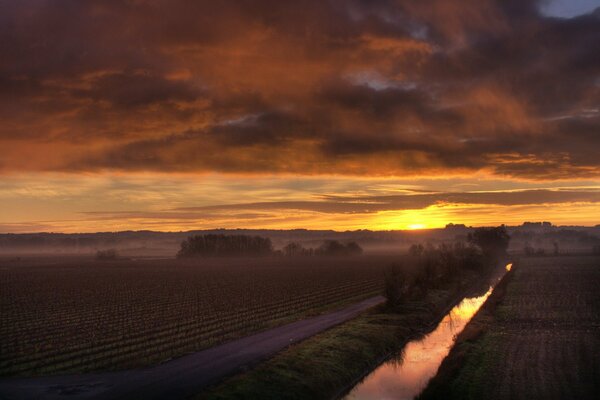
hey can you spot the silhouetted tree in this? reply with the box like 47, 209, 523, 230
468, 226, 510, 262
452, 241, 482, 271
282, 242, 313, 256
384, 263, 409, 308
345, 241, 363, 256
315, 240, 363, 256
177, 234, 273, 257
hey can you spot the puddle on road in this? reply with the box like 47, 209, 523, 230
344, 264, 511, 400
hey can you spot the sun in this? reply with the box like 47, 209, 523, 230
407, 223, 426, 230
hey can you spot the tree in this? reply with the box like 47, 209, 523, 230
468, 226, 510, 261
315, 240, 363, 256
384, 263, 409, 308
316, 240, 346, 256
177, 234, 273, 257
345, 241, 363, 256
283, 242, 308, 257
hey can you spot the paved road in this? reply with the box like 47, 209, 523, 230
0, 295, 385, 400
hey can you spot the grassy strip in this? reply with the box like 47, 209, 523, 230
196, 270, 490, 400
417, 263, 516, 400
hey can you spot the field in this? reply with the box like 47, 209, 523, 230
420, 255, 600, 400
0, 255, 389, 377
195, 257, 499, 400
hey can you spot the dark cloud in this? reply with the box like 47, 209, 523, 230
1, 0, 599, 179
72, 72, 205, 109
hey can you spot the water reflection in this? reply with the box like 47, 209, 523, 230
344, 263, 511, 400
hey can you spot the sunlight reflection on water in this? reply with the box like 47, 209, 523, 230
344, 263, 511, 400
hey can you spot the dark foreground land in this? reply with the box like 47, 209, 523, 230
421, 255, 600, 400
0, 296, 384, 400
0, 256, 388, 377
196, 262, 502, 400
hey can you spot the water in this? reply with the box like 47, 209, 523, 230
344, 264, 511, 400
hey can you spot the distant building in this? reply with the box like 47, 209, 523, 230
522, 221, 553, 228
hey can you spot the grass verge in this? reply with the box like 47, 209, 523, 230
195, 269, 494, 400
416, 263, 515, 400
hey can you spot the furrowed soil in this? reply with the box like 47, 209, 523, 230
420, 255, 600, 400
0, 255, 390, 377
195, 265, 499, 400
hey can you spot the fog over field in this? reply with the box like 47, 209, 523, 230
2, 223, 599, 257
1, 0, 599, 399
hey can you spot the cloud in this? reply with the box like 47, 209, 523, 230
0, 0, 599, 180
54, 187, 600, 232
170, 188, 600, 215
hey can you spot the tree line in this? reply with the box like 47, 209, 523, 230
178, 234, 274, 257
282, 240, 362, 257
385, 226, 510, 309
177, 235, 363, 258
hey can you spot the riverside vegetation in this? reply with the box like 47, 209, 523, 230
419, 254, 600, 400
198, 227, 510, 400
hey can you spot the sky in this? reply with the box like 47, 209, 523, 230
1, 0, 599, 233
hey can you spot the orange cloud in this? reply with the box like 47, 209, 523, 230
1, 1, 599, 232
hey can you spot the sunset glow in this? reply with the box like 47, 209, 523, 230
2, 4, 600, 400
406, 224, 427, 231
1, 1, 599, 232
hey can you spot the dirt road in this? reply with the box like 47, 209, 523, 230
0, 295, 384, 400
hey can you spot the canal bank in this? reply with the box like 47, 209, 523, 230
342, 263, 512, 399
419, 255, 600, 400
197, 262, 509, 400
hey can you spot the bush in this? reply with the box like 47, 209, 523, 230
177, 234, 273, 258
96, 249, 118, 260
